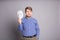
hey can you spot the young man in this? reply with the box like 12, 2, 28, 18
18, 6, 40, 40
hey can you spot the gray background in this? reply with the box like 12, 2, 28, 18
0, 0, 60, 40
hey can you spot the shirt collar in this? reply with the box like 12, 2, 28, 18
25, 16, 32, 20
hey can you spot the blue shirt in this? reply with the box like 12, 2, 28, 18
18, 17, 40, 38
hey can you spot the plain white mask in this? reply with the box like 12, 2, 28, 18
17, 10, 23, 19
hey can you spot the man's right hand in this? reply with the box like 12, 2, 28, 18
18, 18, 22, 24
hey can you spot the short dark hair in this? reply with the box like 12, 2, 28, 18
25, 6, 32, 13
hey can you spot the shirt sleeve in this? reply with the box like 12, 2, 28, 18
35, 20, 40, 39
18, 23, 23, 32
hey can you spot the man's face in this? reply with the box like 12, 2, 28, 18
25, 9, 32, 17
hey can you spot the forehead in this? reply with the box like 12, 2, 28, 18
26, 9, 31, 11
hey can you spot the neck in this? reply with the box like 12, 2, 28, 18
26, 16, 31, 19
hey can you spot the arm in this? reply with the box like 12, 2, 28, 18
18, 18, 23, 32
35, 20, 40, 39
18, 23, 23, 32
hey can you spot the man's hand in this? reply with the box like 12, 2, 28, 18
18, 18, 22, 24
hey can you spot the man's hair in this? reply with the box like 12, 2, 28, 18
25, 6, 32, 13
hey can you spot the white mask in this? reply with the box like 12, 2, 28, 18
17, 10, 23, 19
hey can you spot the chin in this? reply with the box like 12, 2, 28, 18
26, 15, 31, 17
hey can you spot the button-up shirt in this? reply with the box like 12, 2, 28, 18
18, 17, 40, 38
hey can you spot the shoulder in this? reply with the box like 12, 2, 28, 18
31, 17, 37, 23
22, 17, 25, 20
32, 17, 37, 21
